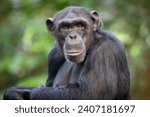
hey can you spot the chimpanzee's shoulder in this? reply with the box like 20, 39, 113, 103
100, 32, 124, 49
90, 31, 125, 59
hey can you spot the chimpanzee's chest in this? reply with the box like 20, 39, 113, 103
52, 61, 83, 87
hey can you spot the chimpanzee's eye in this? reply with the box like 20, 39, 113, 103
61, 26, 68, 32
62, 26, 68, 29
76, 23, 85, 30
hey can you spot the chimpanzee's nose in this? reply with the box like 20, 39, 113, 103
69, 34, 77, 39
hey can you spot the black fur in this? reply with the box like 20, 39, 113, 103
4, 6, 130, 100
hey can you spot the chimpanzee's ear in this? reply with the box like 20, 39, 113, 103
46, 18, 54, 32
90, 11, 102, 31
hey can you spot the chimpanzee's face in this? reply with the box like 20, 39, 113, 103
57, 17, 89, 63
46, 7, 100, 63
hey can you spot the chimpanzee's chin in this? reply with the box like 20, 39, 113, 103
66, 52, 86, 63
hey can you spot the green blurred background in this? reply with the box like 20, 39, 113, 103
0, 0, 150, 99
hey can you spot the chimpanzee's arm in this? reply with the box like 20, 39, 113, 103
46, 46, 65, 87
3, 46, 65, 100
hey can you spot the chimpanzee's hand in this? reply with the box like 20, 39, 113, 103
3, 86, 33, 100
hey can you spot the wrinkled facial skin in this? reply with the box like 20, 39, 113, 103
46, 7, 100, 63
58, 18, 88, 63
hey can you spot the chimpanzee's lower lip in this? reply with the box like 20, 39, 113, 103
67, 49, 85, 56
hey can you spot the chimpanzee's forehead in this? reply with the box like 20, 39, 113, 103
63, 11, 79, 19
54, 7, 90, 22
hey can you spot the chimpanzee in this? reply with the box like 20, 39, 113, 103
4, 6, 130, 100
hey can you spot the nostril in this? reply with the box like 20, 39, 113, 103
69, 35, 73, 39
74, 35, 77, 39
69, 34, 77, 39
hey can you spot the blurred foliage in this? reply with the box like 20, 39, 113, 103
0, 0, 150, 99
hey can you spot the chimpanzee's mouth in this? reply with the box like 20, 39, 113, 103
66, 49, 85, 56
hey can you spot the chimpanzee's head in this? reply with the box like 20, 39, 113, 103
46, 6, 102, 63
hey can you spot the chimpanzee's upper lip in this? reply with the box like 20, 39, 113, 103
66, 49, 85, 56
